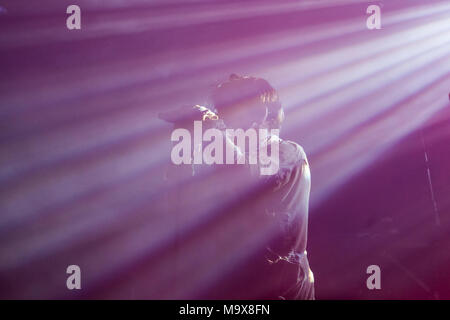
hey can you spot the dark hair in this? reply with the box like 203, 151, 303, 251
211, 74, 283, 129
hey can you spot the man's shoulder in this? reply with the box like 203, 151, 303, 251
278, 139, 308, 169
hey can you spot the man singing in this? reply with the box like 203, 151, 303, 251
206, 74, 315, 299
160, 74, 314, 299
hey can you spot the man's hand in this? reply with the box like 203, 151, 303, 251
193, 105, 219, 121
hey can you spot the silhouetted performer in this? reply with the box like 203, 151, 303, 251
159, 74, 314, 299
205, 74, 314, 299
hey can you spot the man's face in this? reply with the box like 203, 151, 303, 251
219, 97, 267, 130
